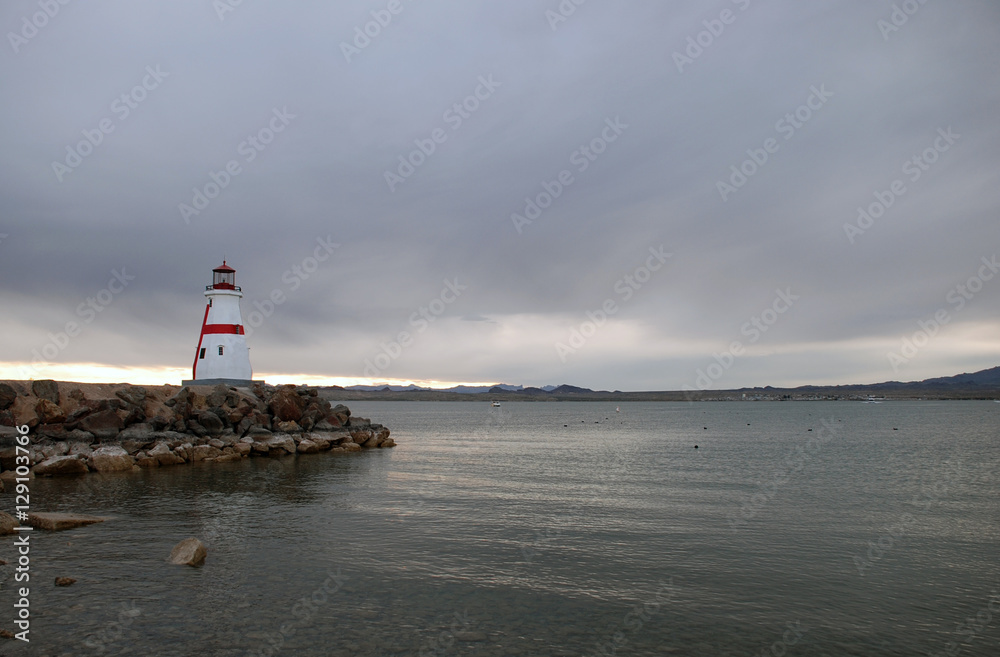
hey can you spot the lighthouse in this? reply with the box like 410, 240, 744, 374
182, 261, 256, 387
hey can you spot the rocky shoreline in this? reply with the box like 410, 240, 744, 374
0, 380, 394, 485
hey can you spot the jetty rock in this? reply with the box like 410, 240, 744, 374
0, 381, 394, 480
34, 455, 89, 476
88, 445, 135, 473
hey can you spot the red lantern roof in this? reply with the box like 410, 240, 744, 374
213, 260, 236, 273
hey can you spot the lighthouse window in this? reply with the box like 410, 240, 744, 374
199, 348, 206, 359
218, 346, 224, 355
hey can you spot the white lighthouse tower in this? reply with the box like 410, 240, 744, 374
183, 261, 255, 386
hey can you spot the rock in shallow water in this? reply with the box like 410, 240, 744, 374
27, 512, 106, 531
88, 445, 135, 472
168, 537, 207, 566
0, 511, 19, 535
149, 442, 185, 466
188, 444, 222, 461
265, 434, 297, 454
296, 439, 320, 454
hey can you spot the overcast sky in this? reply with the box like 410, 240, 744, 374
1, 0, 998, 391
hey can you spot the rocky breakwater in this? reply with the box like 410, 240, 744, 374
0, 380, 394, 480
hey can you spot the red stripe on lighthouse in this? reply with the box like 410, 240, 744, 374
192, 302, 211, 379
201, 324, 245, 335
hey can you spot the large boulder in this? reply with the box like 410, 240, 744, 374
205, 384, 230, 409
34, 455, 89, 476
66, 405, 94, 424
350, 429, 375, 446
188, 445, 222, 461
89, 445, 135, 473
275, 420, 301, 433
266, 434, 297, 455
324, 430, 352, 444
27, 512, 105, 531
123, 405, 146, 426
307, 434, 331, 451
115, 385, 147, 408
77, 410, 124, 441
32, 380, 60, 404
268, 388, 306, 422
297, 439, 321, 454
164, 387, 191, 408
148, 415, 171, 431
298, 407, 323, 431
168, 537, 207, 566
0, 383, 17, 410
34, 399, 67, 424
197, 411, 225, 436
313, 418, 340, 431
119, 422, 154, 441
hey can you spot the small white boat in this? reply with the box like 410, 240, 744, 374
862, 396, 884, 404
491, 401, 501, 407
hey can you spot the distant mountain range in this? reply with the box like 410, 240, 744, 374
319, 366, 1000, 401
911, 367, 1000, 387
340, 383, 559, 393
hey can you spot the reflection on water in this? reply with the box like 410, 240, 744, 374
0, 401, 997, 655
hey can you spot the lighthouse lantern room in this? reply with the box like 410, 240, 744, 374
182, 261, 257, 387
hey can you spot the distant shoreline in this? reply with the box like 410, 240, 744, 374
3, 378, 997, 407
319, 388, 1000, 403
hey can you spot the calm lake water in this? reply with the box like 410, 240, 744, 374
1, 401, 998, 656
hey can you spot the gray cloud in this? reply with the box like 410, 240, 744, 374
2, 0, 999, 390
